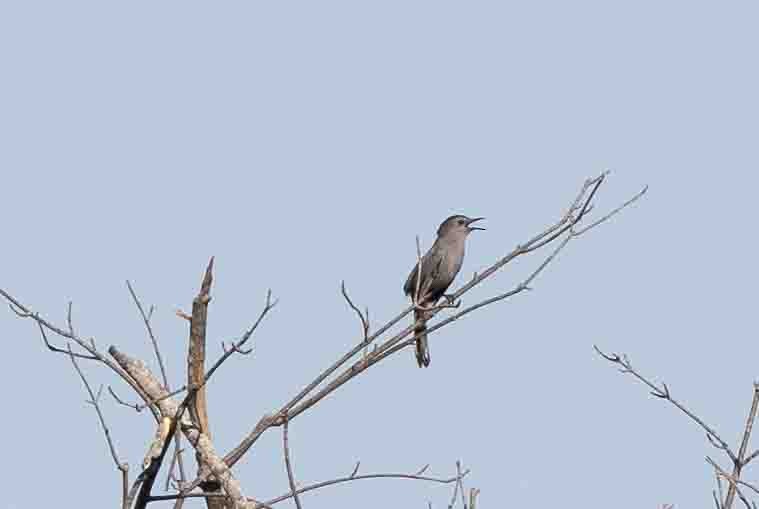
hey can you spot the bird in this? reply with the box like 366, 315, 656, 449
403, 215, 485, 367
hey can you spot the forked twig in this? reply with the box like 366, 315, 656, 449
594, 345, 738, 464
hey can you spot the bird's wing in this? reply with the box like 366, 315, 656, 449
403, 244, 443, 298
403, 263, 420, 296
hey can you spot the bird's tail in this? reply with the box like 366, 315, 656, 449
413, 308, 430, 368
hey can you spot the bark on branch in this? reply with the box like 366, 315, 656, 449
110, 345, 257, 508
188, 256, 214, 437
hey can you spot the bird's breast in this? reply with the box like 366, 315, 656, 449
441, 240, 465, 281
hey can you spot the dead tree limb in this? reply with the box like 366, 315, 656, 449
595, 345, 759, 509
134, 389, 199, 509
110, 344, 261, 508
127, 280, 188, 497
188, 256, 213, 436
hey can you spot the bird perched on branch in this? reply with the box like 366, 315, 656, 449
403, 215, 485, 367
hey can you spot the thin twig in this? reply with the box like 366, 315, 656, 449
107, 386, 141, 411
165, 446, 185, 492
38, 322, 97, 360
573, 185, 649, 236
469, 487, 481, 509
153, 465, 470, 507
0, 288, 161, 422
283, 418, 304, 509
724, 385, 759, 508
118, 290, 276, 416
715, 490, 724, 509
708, 457, 756, 509
448, 462, 461, 509
259, 465, 470, 507
127, 280, 170, 389
66, 344, 129, 509
124, 385, 189, 413
445, 460, 468, 508
203, 288, 277, 383
341, 281, 370, 344
717, 472, 726, 509
744, 449, 759, 467
594, 345, 738, 465
457, 461, 467, 508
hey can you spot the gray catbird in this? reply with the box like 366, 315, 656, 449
403, 215, 485, 367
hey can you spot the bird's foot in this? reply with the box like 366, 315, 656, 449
441, 294, 461, 308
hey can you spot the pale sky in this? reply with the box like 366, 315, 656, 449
2, 1, 759, 508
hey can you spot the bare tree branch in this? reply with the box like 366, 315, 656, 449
121, 289, 276, 417
469, 487, 481, 509
283, 223, 575, 422
708, 457, 756, 509
66, 344, 129, 509
108, 386, 141, 411
594, 345, 738, 465
127, 280, 170, 390
744, 449, 759, 467
447, 460, 466, 509
38, 321, 97, 359
716, 490, 725, 509
151, 463, 469, 508
723, 384, 759, 508
204, 288, 277, 383
188, 256, 214, 436
126, 476, 145, 509
0, 288, 161, 422
165, 446, 185, 491
184, 257, 232, 509
596, 346, 759, 509
218, 173, 645, 473
127, 279, 188, 495
260, 463, 469, 508
110, 345, 261, 508
282, 418, 303, 509
340, 281, 369, 344
135, 391, 196, 509
136, 386, 189, 413
717, 471, 726, 509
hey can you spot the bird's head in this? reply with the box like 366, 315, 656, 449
437, 215, 486, 237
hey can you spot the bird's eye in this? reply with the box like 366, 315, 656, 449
458, 219, 466, 225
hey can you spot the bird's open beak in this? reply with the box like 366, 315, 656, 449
466, 217, 486, 231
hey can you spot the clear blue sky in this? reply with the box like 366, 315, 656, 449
2, 1, 758, 508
